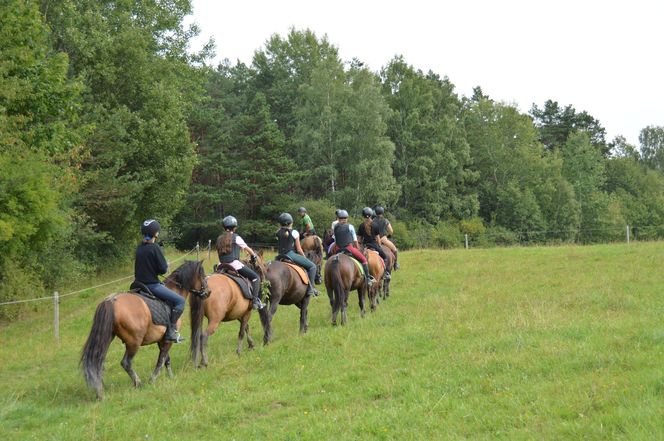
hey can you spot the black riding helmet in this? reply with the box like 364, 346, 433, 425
298, 207, 307, 213
141, 219, 160, 239
222, 215, 238, 229
278, 212, 293, 226
374, 206, 385, 215
337, 209, 349, 219
362, 207, 374, 218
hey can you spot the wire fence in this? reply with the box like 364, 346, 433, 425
0, 244, 202, 307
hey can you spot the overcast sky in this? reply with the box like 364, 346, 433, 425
186, 0, 663, 146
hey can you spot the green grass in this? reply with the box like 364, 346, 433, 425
2, 243, 664, 440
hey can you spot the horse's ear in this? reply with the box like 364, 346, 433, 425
257, 249, 264, 257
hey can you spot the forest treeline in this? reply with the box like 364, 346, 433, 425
2, 0, 664, 316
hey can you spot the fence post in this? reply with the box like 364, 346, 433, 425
626, 225, 630, 244
465, 234, 469, 249
208, 239, 211, 261
196, 242, 200, 260
53, 291, 59, 343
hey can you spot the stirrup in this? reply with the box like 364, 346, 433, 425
165, 329, 185, 343
252, 298, 266, 310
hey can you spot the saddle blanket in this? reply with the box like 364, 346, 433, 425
129, 291, 171, 326
282, 261, 309, 285
216, 270, 253, 300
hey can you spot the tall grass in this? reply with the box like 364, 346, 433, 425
1, 243, 663, 440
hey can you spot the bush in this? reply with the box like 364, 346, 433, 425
432, 221, 463, 248
474, 226, 520, 248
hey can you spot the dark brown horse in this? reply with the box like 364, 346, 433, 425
300, 234, 324, 284
258, 258, 312, 344
80, 260, 209, 400
189, 253, 268, 368
324, 253, 368, 325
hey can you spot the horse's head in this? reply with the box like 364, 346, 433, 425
243, 249, 267, 281
167, 260, 209, 299
322, 229, 333, 247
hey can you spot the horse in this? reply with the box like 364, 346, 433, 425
258, 256, 313, 344
300, 234, 324, 284
322, 229, 334, 251
364, 248, 385, 311
324, 252, 368, 326
189, 253, 268, 368
80, 260, 209, 400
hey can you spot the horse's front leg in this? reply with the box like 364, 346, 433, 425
120, 343, 142, 388
236, 314, 250, 355
150, 341, 172, 383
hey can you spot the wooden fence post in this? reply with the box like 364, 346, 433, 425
465, 234, 469, 249
626, 225, 630, 244
53, 291, 59, 343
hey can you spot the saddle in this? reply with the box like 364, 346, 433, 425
128, 281, 171, 326
275, 255, 309, 284
212, 263, 253, 300
331, 251, 365, 277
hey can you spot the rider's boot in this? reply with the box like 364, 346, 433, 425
165, 308, 185, 343
250, 278, 265, 310
306, 265, 320, 297
362, 263, 375, 287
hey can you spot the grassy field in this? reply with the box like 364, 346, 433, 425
1, 242, 664, 440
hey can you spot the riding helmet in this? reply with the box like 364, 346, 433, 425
374, 206, 385, 215
141, 219, 160, 238
337, 209, 349, 219
297, 207, 307, 213
278, 212, 293, 226
362, 207, 374, 218
222, 215, 238, 229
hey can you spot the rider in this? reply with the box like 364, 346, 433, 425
297, 207, 315, 237
329, 210, 376, 287
326, 209, 341, 259
373, 206, 399, 269
275, 213, 320, 297
134, 219, 185, 343
357, 207, 391, 280
216, 215, 265, 310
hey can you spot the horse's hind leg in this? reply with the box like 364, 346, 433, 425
236, 314, 252, 355
150, 341, 172, 383
120, 343, 142, 388
299, 295, 311, 334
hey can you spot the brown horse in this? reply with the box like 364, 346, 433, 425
189, 253, 268, 368
258, 258, 312, 344
364, 248, 384, 311
80, 260, 209, 400
300, 234, 324, 284
324, 253, 368, 325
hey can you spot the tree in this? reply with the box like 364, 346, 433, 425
42, 0, 204, 256
463, 96, 580, 239
639, 125, 664, 171
380, 56, 477, 222
0, 0, 84, 313
530, 100, 608, 155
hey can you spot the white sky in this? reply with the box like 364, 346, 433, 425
186, 0, 663, 146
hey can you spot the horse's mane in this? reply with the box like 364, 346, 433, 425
164, 260, 203, 292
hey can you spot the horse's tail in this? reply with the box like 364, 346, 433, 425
329, 256, 345, 311
189, 284, 205, 363
80, 298, 115, 399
